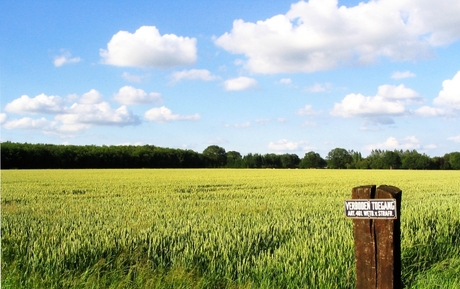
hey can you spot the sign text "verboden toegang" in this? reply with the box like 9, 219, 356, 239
344, 199, 397, 219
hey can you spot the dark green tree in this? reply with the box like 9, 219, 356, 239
299, 151, 326, 168
202, 145, 227, 167
226, 151, 244, 168
280, 154, 301, 168
326, 148, 353, 169
382, 151, 401, 169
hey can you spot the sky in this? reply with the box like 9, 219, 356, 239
1, 0, 460, 157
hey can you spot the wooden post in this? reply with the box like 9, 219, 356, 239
350, 185, 402, 289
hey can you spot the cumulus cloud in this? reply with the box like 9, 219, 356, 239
305, 82, 332, 93
114, 86, 162, 105
433, 71, 460, 110
330, 84, 419, 119
5, 94, 65, 114
224, 76, 257, 91
296, 104, 320, 116
414, 106, 447, 117
100, 26, 197, 68
391, 71, 416, 79
364, 136, 421, 151
53, 50, 81, 67
215, 0, 460, 74
0, 113, 7, 124
170, 69, 217, 83
2, 90, 141, 136
2, 117, 53, 130
57, 102, 140, 126
413, 71, 460, 117
278, 78, 292, 85
268, 139, 312, 151
79, 89, 103, 104
144, 106, 200, 123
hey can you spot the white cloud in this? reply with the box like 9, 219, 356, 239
268, 139, 312, 151
296, 105, 320, 116
433, 71, 460, 110
53, 50, 81, 67
224, 76, 257, 91
79, 89, 103, 104
414, 106, 447, 117
2, 117, 53, 130
170, 69, 217, 83
330, 84, 419, 119
100, 26, 197, 68
0, 113, 7, 124
5, 94, 65, 114
391, 71, 416, 79
305, 82, 332, 93
114, 86, 162, 105
144, 106, 200, 123
278, 78, 292, 85
364, 136, 421, 151
56, 102, 140, 126
215, 0, 460, 74
122, 72, 149, 83
448, 135, 460, 143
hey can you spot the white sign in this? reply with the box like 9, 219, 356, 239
344, 199, 397, 219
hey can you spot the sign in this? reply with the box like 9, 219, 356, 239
344, 199, 397, 219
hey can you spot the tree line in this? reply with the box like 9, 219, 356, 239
1, 142, 459, 170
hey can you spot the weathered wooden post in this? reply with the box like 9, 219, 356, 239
344, 185, 402, 289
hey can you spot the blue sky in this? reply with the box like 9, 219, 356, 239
1, 0, 459, 157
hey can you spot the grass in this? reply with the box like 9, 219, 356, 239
1, 169, 459, 288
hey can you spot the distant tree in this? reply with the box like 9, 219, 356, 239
382, 151, 401, 169
326, 148, 352, 169
400, 150, 431, 169
299, 151, 326, 168
243, 153, 263, 168
348, 150, 363, 169
263, 153, 282, 168
202, 145, 227, 167
446, 152, 460, 169
280, 154, 300, 168
226, 151, 244, 168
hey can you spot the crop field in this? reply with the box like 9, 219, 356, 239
1, 169, 460, 288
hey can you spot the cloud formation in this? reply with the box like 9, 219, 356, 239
5, 94, 65, 114
215, 0, 460, 74
170, 69, 217, 83
433, 71, 460, 110
114, 86, 162, 105
268, 139, 312, 151
144, 106, 200, 123
414, 71, 460, 116
296, 105, 320, 116
224, 76, 257, 91
53, 50, 81, 67
331, 84, 420, 119
364, 136, 421, 151
391, 71, 416, 79
2, 90, 140, 135
100, 26, 197, 68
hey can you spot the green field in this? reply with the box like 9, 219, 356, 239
2, 169, 459, 288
